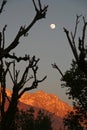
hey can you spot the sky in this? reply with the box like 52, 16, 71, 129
0, 0, 87, 105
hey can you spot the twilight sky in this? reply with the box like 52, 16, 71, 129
0, 0, 87, 105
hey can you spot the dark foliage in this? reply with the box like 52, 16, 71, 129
16, 107, 53, 130
61, 60, 87, 100
64, 111, 83, 130
62, 60, 87, 129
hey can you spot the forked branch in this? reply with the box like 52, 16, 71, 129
6, 56, 47, 99
32, 0, 48, 20
18, 75, 47, 99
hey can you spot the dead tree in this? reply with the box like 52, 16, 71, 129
0, 0, 48, 130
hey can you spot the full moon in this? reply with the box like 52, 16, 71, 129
50, 24, 56, 29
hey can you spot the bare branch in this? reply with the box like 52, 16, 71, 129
18, 56, 39, 90
0, 32, 2, 48
22, 75, 33, 86
18, 63, 30, 89
18, 75, 47, 99
4, 1, 48, 54
4, 61, 12, 75
5, 61, 17, 85
71, 31, 78, 62
63, 27, 79, 62
0, 25, 7, 50
83, 16, 86, 24
52, 63, 64, 78
70, 15, 81, 54
82, 19, 87, 47
37, 75, 47, 83
18, 75, 34, 91
63, 15, 87, 75
32, 0, 38, 11
13, 60, 16, 83
38, 0, 42, 10
17, 55, 47, 99
0, 0, 7, 14
73, 15, 81, 39
8, 67, 14, 84
2, 25, 7, 49
5, 53, 30, 62
18, 86, 35, 99
15, 70, 20, 83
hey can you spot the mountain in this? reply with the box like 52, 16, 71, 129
6, 89, 72, 130
20, 90, 72, 117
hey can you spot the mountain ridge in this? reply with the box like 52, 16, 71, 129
19, 90, 72, 117
6, 89, 72, 117
6, 89, 72, 130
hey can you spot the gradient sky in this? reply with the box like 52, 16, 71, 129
0, 0, 87, 105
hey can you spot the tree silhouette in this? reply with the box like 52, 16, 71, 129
18, 107, 35, 130
62, 61, 87, 130
15, 107, 53, 130
0, 0, 48, 130
35, 110, 52, 130
64, 111, 83, 130
52, 15, 87, 130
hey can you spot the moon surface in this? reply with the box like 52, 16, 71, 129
50, 24, 56, 29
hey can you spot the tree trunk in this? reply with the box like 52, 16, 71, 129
1, 92, 18, 130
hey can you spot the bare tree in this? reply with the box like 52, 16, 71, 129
52, 15, 87, 76
0, 0, 48, 130
63, 15, 87, 75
